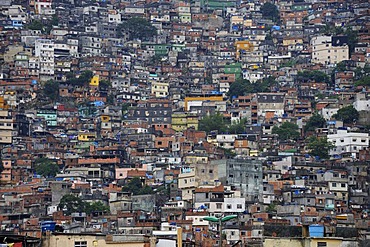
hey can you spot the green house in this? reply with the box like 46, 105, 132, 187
37, 109, 57, 127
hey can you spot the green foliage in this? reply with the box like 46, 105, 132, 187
43, 80, 59, 101
280, 59, 296, 68
122, 177, 154, 195
272, 122, 300, 141
307, 136, 335, 160
45, 15, 59, 34
99, 80, 111, 90
199, 112, 228, 134
85, 201, 110, 214
28, 19, 43, 30
261, 2, 280, 23
34, 158, 59, 178
266, 203, 277, 213
333, 105, 359, 124
222, 148, 236, 158
66, 70, 94, 86
335, 61, 347, 72
228, 118, 248, 134
354, 76, 370, 87
117, 18, 157, 41
58, 194, 85, 215
106, 94, 115, 105
304, 113, 326, 132
297, 70, 330, 84
199, 114, 249, 134
228, 76, 277, 98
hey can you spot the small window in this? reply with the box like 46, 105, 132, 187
74, 242, 87, 247
317, 242, 327, 247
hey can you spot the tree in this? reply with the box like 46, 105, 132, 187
85, 201, 110, 214
297, 70, 330, 84
333, 105, 359, 124
122, 177, 153, 195
266, 203, 277, 213
45, 14, 59, 34
307, 136, 335, 160
354, 76, 370, 87
28, 19, 44, 30
99, 80, 111, 91
228, 77, 277, 99
43, 80, 59, 101
228, 118, 248, 134
261, 2, 280, 23
58, 194, 85, 215
34, 158, 59, 178
304, 113, 326, 132
198, 112, 228, 134
66, 70, 94, 86
272, 122, 300, 141
117, 17, 157, 41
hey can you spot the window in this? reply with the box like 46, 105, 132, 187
332, 183, 337, 187
317, 242, 327, 247
74, 241, 87, 247
227, 204, 232, 209
237, 204, 242, 209
216, 203, 222, 209
341, 183, 346, 188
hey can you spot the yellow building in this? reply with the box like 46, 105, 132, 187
151, 81, 169, 98
184, 95, 224, 112
235, 40, 253, 60
42, 233, 153, 247
101, 115, 110, 122
263, 237, 358, 247
171, 112, 199, 131
78, 132, 97, 142
90, 75, 99, 86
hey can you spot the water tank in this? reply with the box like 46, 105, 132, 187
41, 221, 56, 232
309, 224, 324, 237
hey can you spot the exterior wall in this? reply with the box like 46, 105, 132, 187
178, 167, 196, 200
321, 107, 339, 120
226, 159, 263, 202
223, 197, 245, 213
264, 238, 305, 247
0, 110, 13, 144
328, 129, 369, 156
311, 36, 349, 65
151, 81, 169, 98
42, 234, 147, 247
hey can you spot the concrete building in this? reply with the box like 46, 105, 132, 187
225, 158, 263, 202
0, 110, 13, 144
311, 36, 349, 65
35, 39, 55, 81
328, 129, 370, 158
41, 233, 153, 247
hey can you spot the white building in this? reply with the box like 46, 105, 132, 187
35, 39, 54, 80
328, 129, 370, 158
34, 0, 54, 15
353, 92, 370, 112
311, 35, 349, 65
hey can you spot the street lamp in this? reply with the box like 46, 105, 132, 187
204, 215, 238, 247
